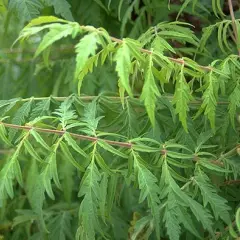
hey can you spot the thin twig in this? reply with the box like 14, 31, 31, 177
215, 221, 236, 239
0, 149, 14, 154
222, 179, 240, 185
0, 122, 132, 148
1, 28, 213, 71
0, 121, 235, 167
18, 95, 230, 105
228, 0, 240, 55
0, 45, 74, 54
89, 27, 213, 71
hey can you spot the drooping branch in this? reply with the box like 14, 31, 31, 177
1, 26, 213, 71
19, 95, 230, 105
0, 121, 237, 167
227, 0, 240, 55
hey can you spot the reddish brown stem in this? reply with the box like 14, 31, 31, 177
0, 121, 236, 167
228, 0, 240, 55
0, 122, 132, 148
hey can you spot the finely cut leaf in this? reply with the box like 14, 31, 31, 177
114, 39, 132, 96
60, 141, 85, 172
63, 133, 88, 158
9, 0, 43, 21
24, 140, 43, 163
43, 0, 74, 21
97, 140, 128, 158
172, 68, 193, 131
25, 159, 47, 232
41, 149, 61, 200
30, 130, 51, 151
194, 172, 231, 224
78, 159, 103, 239
75, 32, 99, 83
47, 212, 74, 240
140, 54, 160, 126
25, 16, 68, 28
9, 100, 32, 140
34, 23, 77, 57
0, 124, 12, 146
228, 82, 240, 127
133, 153, 161, 239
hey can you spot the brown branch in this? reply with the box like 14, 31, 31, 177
108, 34, 213, 71
0, 149, 14, 154
0, 121, 235, 167
1, 27, 213, 71
215, 220, 236, 239
18, 95, 230, 105
222, 179, 240, 185
228, 0, 240, 55
0, 122, 132, 149
1, 45, 74, 55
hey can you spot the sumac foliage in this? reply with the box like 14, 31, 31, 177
0, 0, 240, 239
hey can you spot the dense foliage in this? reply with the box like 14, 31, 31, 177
0, 0, 240, 239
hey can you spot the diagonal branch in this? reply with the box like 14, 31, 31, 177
1, 31, 213, 71
228, 0, 240, 55
83, 26, 213, 71
0, 121, 237, 167
19, 95, 230, 105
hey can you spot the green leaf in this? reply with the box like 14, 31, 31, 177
125, 38, 145, 62
59, 141, 85, 172
167, 157, 192, 168
199, 73, 218, 129
78, 159, 103, 239
0, 124, 12, 146
53, 97, 77, 128
199, 159, 229, 173
164, 191, 181, 240
99, 172, 108, 222
114, 39, 133, 96
47, 212, 74, 240
167, 151, 193, 159
24, 140, 43, 163
34, 23, 77, 57
25, 159, 47, 232
200, 26, 214, 51
43, 0, 74, 21
75, 32, 99, 92
217, 21, 227, 54
194, 172, 231, 224
9, 100, 33, 140
140, 54, 160, 126
0, 148, 22, 199
41, 149, 61, 200
172, 68, 193, 131
228, 82, 240, 128
176, 0, 192, 20
25, 16, 68, 28
30, 98, 51, 119
63, 133, 88, 158
30, 130, 51, 151
9, 0, 43, 21
0, 98, 20, 109
152, 36, 176, 54
95, 152, 112, 174
106, 174, 118, 216
97, 140, 128, 158
236, 208, 240, 233
158, 30, 198, 46
12, 210, 38, 228
133, 152, 161, 239
161, 160, 214, 236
